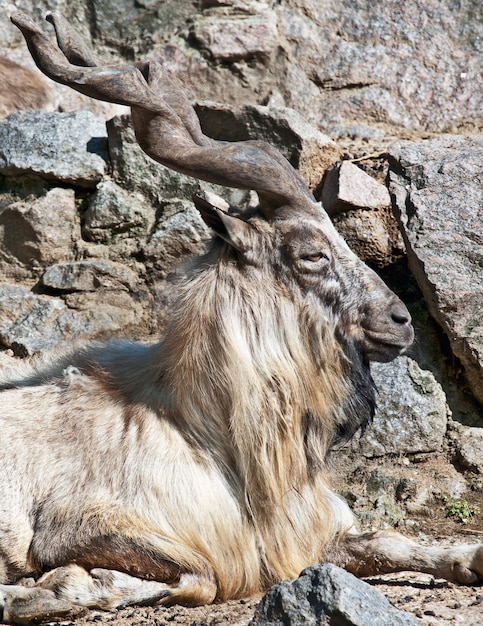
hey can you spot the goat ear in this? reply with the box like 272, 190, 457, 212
193, 195, 254, 253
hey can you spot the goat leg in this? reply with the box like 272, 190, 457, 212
326, 529, 483, 584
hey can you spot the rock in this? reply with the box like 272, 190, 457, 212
0, 284, 144, 355
277, 0, 482, 134
453, 426, 483, 475
331, 207, 404, 268
41, 260, 138, 293
143, 199, 212, 278
2, 1, 480, 137
83, 180, 155, 244
358, 357, 448, 457
321, 161, 390, 216
195, 102, 341, 189
0, 56, 56, 119
0, 188, 79, 268
388, 134, 483, 406
250, 563, 417, 626
192, 12, 279, 62
0, 111, 107, 187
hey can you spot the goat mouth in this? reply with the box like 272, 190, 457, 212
361, 330, 413, 363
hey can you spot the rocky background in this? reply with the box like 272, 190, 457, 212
0, 1, 482, 625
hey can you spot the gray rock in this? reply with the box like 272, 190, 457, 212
83, 180, 155, 244
196, 102, 341, 190
0, 111, 107, 187
453, 425, 483, 474
143, 199, 212, 278
0, 283, 144, 355
321, 161, 390, 216
388, 134, 483, 405
277, 0, 482, 134
250, 563, 417, 626
0, 284, 66, 355
358, 357, 448, 457
0, 188, 79, 268
41, 260, 138, 293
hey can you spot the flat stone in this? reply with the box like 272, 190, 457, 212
0, 111, 107, 187
192, 13, 279, 62
321, 160, 390, 215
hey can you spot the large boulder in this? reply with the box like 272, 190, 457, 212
388, 134, 483, 406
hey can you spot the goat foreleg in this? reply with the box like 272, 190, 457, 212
0, 566, 217, 623
325, 529, 483, 584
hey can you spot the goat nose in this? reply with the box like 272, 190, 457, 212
390, 302, 411, 325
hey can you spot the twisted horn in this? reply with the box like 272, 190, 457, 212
11, 13, 316, 213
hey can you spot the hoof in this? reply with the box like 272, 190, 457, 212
3, 587, 86, 625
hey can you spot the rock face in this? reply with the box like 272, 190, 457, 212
251, 563, 417, 626
2, 1, 480, 137
389, 134, 483, 406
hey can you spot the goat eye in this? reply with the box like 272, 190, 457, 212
301, 252, 328, 263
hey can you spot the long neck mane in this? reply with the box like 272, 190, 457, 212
157, 253, 361, 513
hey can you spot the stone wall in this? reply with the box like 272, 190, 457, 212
0, 0, 482, 532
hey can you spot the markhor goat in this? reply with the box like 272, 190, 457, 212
0, 12, 481, 622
